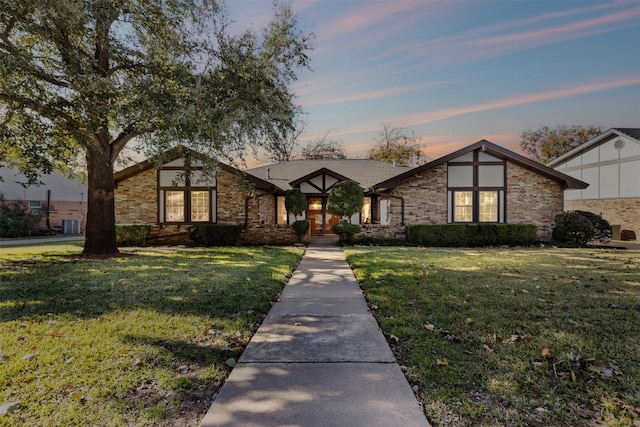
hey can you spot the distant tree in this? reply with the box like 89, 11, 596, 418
300, 131, 346, 159
327, 180, 363, 223
0, 1, 311, 256
520, 125, 602, 164
367, 123, 427, 166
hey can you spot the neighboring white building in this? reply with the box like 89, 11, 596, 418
0, 168, 87, 233
547, 128, 639, 240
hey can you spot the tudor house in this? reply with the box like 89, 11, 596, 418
547, 128, 639, 240
113, 140, 587, 244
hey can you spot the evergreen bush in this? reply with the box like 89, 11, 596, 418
115, 224, 151, 246
188, 224, 243, 246
405, 224, 537, 247
552, 211, 610, 246
292, 220, 310, 241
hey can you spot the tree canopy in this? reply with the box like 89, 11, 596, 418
0, 0, 312, 255
367, 123, 427, 166
284, 188, 306, 218
520, 125, 602, 164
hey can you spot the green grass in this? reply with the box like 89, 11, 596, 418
345, 247, 640, 427
0, 244, 303, 426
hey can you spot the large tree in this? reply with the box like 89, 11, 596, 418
367, 123, 427, 166
0, 0, 311, 255
520, 125, 602, 164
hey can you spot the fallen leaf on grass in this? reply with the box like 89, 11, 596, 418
541, 346, 553, 359
503, 334, 522, 344
436, 358, 448, 366
424, 323, 435, 331
482, 344, 493, 352
439, 329, 461, 342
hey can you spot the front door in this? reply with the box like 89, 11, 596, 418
307, 197, 341, 234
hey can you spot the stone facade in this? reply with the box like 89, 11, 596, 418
359, 224, 405, 239
240, 224, 309, 245
565, 198, 639, 238
114, 165, 298, 245
113, 145, 575, 244
506, 162, 564, 240
387, 164, 448, 225
114, 168, 157, 224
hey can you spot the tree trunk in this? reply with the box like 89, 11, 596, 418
82, 140, 119, 256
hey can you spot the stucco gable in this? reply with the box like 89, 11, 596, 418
547, 128, 640, 168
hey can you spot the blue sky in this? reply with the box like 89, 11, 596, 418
228, 0, 640, 161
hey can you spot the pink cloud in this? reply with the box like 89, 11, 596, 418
471, 6, 640, 50
399, 76, 640, 128
301, 80, 463, 107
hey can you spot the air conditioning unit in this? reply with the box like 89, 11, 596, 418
61, 219, 79, 234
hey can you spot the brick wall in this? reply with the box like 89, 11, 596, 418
565, 198, 639, 237
359, 224, 405, 239
1, 199, 86, 234
114, 168, 158, 224
239, 224, 309, 245
387, 163, 448, 225
506, 162, 564, 240
114, 166, 295, 244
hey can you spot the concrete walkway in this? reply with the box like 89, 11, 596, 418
200, 241, 430, 427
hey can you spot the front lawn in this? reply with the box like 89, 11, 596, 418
345, 247, 640, 427
0, 244, 303, 426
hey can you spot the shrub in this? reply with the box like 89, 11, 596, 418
285, 189, 307, 218
573, 210, 612, 241
553, 211, 610, 246
405, 224, 467, 247
332, 223, 361, 244
188, 224, 243, 246
0, 200, 44, 237
351, 236, 406, 246
405, 224, 537, 247
116, 224, 151, 246
292, 220, 310, 241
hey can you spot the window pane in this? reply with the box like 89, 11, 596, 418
361, 197, 371, 224
166, 191, 184, 222
454, 191, 473, 222
160, 170, 184, 187
191, 191, 209, 222
479, 191, 498, 222
29, 201, 42, 215
277, 196, 287, 225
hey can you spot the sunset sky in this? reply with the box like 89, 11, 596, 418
228, 0, 640, 162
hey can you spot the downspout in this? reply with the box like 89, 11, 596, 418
46, 189, 51, 233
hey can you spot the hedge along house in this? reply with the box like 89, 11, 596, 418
547, 128, 640, 240
113, 140, 587, 244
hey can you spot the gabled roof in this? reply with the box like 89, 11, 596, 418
547, 128, 640, 168
245, 159, 411, 191
288, 167, 354, 189
373, 139, 588, 191
113, 146, 278, 192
